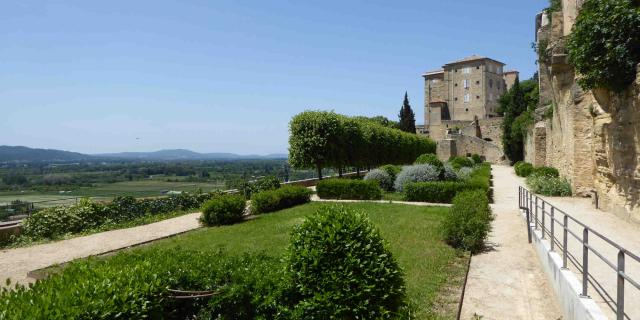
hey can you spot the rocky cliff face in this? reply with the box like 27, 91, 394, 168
526, 2, 640, 224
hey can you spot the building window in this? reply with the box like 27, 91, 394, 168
476, 80, 480, 85
454, 97, 458, 101
463, 67, 471, 74
497, 66, 502, 74
476, 95, 480, 99
455, 83, 458, 87
476, 66, 480, 69
489, 93, 493, 101
489, 79, 493, 88
463, 79, 469, 88
464, 93, 470, 103
465, 108, 469, 112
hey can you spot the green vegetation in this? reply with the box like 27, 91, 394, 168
363, 169, 395, 191
448, 156, 474, 170
414, 153, 444, 170
1, 202, 468, 319
403, 163, 492, 203
250, 185, 312, 214
471, 154, 482, 164
526, 172, 572, 196
8, 192, 216, 246
398, 92, 417, 134
501, 77, 539, 163
442, 190, 493, 253
288, 111, 435, 179
200, 194, 246, 226
514, 161, 535, 177
567, 0, 640, 91
316, 179, 382, 200
532, 166, 560, 178
286, 205, 405, 318
393, 164, 441, 192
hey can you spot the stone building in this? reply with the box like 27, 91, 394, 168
421, 56, 517, 162
525, 2, 640, 224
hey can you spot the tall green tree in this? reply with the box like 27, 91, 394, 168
398, 92, 416, 134
501, 77, 529, 163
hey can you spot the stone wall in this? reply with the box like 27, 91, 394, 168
525, 4, 640, 224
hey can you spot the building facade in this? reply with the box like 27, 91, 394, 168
421, 56, 517, 162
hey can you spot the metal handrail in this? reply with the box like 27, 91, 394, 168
519, 186, 640, 320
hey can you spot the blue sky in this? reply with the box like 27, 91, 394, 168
0, 0, 548, 154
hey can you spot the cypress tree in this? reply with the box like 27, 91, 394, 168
501, 77, 527, 162
398, 92, 416, 134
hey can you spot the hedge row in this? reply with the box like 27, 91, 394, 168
20, 192, 217, 241
0, 249, 284, 319
288, 111, 436, 177
515, 161, 559, 178
442, 190, 493, 253
403, 164, 492, 203
316, 179, 382, 200
250, 186, 312, 214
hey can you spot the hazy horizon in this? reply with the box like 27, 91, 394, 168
1, 1, 547, 154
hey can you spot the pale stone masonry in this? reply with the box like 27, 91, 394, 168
420, 56, 517, 163
525, 1, 640, 224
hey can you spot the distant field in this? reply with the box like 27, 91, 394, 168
0, 179, 225, 207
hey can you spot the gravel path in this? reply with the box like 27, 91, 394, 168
0, 212, 202, 286
460, 165, 562, 320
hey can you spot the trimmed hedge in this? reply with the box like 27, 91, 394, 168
286, 205, 405, 318
316, 179, 382, 200
514, 161, 534, 177
403, 164, 491, 203
250, 186, 312, 214
200, 194, 246, 226
442, 190, 493, 253
0, 249, 284, 319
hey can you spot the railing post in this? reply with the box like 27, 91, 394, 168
541, 201, 546, 239
534, 197, 539, 230
617, 250, 625, 320
563, 215, 568, 269
582, 228, 589, 297
550, 207, 555, 251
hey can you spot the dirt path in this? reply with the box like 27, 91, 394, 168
460, 165, 562, 320
0, 212, 201, 286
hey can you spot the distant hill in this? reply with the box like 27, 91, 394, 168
0, 146, 287, 163
0, 146, 92, 162
98, 149, 287, 160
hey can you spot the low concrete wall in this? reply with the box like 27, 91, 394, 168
282, 172, 362, 187
520, 210, 607, 320
0, 223, 22, 243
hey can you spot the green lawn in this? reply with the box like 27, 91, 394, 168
129, 202, 468, 319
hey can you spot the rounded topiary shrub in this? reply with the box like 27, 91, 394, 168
287, 205, 405, 319
442, 163, 458, 181
363, 169, 394, 191
515, 162, 534, 177
414, 153, 444, 170
378, 164, 401, 182
200, 194, 246, 226
567, 0, 640, 91
448, 156, 474, 170
394, 164, 440, 192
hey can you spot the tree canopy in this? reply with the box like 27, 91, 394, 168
288, 111, 435, 178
